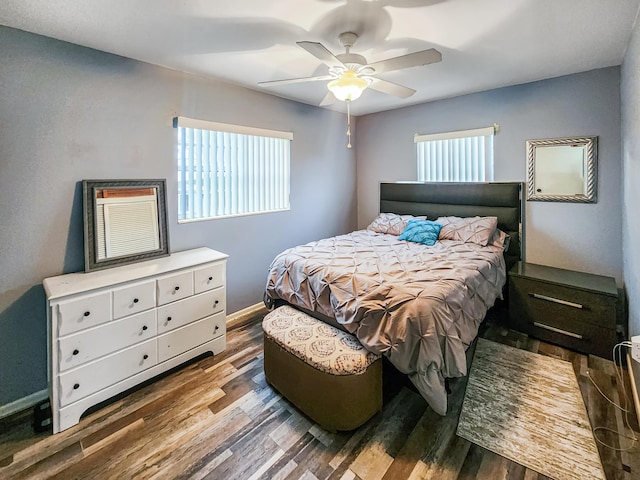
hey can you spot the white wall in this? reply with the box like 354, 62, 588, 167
0, 26, 356, 406
356, 68, 623, 283
621, 11, 640, 396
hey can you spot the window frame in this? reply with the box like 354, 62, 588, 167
174, 116, 292, 223
414, 125, 497, 183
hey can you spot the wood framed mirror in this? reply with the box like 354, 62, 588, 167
83, 179, 170, 271
526, 136, 598, 203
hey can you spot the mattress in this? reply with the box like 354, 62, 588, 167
264, 229, 507, 415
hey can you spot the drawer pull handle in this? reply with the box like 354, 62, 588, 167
174, 286, 180, 291
533, 322, 584, 339
529, 293, 583, 309
83, 311, 90, 317
133, 298, 139, 304
214, 325, 219, 331
208, 276, 213, 281
72, 349, 79, 356
143, 354, 149, 360
142, 325, 148, 331
167, 316, 172, 322
73, 383, 80, 390
214, 300, 219, 305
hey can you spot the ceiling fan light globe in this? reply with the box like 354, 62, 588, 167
327, 70, 369, 102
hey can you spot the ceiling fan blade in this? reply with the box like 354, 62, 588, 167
367, 48, 442, 74
319, 91, 336, 106
258, 74, 334, 87
368, 78, 416, 98
297, 41, 345, 69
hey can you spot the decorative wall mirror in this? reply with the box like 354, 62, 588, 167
83, 179, 169, 271
526, 136, 598, 203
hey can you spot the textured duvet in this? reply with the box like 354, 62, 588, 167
264, 229, 506, 415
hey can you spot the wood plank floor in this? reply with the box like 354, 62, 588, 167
1, 309, 639, 480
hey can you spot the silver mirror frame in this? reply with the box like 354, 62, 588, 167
526, 136, 598, 203
83, 179, 170, 271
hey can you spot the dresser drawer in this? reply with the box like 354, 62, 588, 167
58, 309, 157, 372
157, 312, 226, 363
112, 280, 156, 319
194, 263, 225, 294
55, 291, 112, 336
58, 338, 157, 407
510, 277, 616, 328
157, 270, 194, 306
157, 288, 225, 334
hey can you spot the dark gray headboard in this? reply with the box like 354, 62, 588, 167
379, 182, 525, 270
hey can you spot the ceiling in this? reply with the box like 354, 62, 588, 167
2, 0, 639, 116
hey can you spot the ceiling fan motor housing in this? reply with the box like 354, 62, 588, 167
336, 53, 367, 69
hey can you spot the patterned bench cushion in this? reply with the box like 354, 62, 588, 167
262, 305, 381, 376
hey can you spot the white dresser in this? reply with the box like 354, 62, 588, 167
43, 247, 228, 433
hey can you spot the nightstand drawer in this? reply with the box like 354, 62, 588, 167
510, 277, 616, 328
519, 317, 616, 358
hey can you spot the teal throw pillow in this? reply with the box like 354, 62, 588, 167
398, 219, 442, 246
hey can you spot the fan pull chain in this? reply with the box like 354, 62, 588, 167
346, 99, 352, 149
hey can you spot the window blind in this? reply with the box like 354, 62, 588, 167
415, 125, 496, 182
175, 117, 292, 221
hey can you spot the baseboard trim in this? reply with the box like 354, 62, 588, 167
626, 353, 640, 428
0, 388, 48, 420
227, 302, 269, 330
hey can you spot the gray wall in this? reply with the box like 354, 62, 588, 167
355, 68, 623, 283
621, 12, 640, 403
0, 26, 356, 407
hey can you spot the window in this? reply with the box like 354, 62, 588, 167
174, 116, 292, 222
415, 125, 497, 182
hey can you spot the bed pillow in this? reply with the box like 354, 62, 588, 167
398, 219, 442, 246
489, 229, 511, 251
367, 212, 427, 236
435, 216, 498, 246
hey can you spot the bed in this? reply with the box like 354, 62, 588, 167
264, 181, 524, 415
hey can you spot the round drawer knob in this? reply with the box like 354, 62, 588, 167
142, 325, 148, 331
133, 298, 139, 304
143, 354, 149, 360
174, 286, 180, 291
83, 311, 90, 317
214, 300, 219, 305
214, 325, 219, 331
72, 349, 79, 356
167, 316, 172, 322
73, 383, 80, 390
208, 276, 213, 281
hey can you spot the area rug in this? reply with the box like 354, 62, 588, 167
456, 338, 606, 480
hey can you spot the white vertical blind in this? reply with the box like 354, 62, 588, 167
415, 126, 496, 182
175, 117, 291, 221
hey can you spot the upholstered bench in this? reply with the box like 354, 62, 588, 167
262, 305, 383, 431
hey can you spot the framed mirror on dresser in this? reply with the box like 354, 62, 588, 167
82, 179, 170, 271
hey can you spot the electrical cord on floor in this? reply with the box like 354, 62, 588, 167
586, 341, 638, 451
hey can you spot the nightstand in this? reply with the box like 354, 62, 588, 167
508, 262, 618, 359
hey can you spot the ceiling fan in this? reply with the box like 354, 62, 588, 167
258, 32, 442, 106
